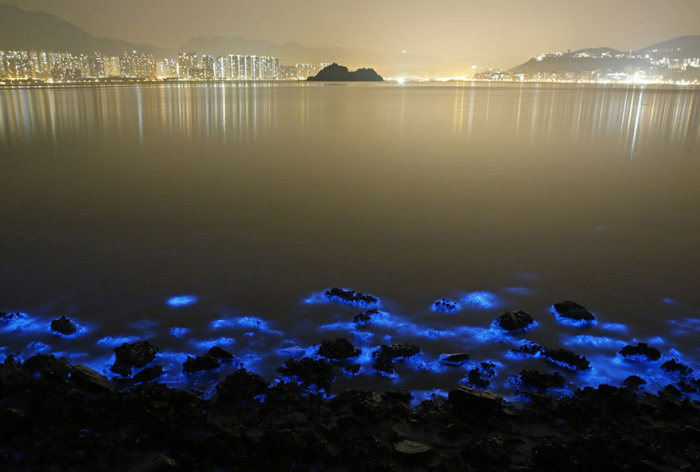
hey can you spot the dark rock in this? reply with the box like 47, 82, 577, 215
130, 454, 178, 472
112, 340, 159, 376
373, 343, 421, 373
542, 348, 590, 370
552, 300, 595, 321
439, 352, 470, 366
622, 375, 647, 390
307, 63, 383, 81
23, 354, 72, 379
0, 312, 22, 322
353, 309, 379, 327
216, 369, 268, 402
317, 338, 359, 360
70, 364, 117, 393
325, 287, 378, 305
511, 342, 543, 356
0, 356, 31, 396
518, 370, 566, 391
432, 298, 460, 313
207, 346, 234, 360
619, 342, 661, 361
496, 310, 535, 331
677, 380, 698, 394
480, 361, 497, 377
50, 315, 77, 335
133, 365, 164, 383
449, 386, 503, 414
609, 387, 639, 412
394, 439, 431, 457
183, 354, 220, 373
467, 368, 490, 388
661, 358, 693, 376
277, 357, 335, 389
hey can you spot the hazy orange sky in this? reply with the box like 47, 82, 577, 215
5, 0, 700, 66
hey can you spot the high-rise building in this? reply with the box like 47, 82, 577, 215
156, 58, 179, 79
178, 52, 198, 79
104, 56, 121, 77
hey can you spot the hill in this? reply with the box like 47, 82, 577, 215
0, 3, 169, 55
307, 63, 383, 81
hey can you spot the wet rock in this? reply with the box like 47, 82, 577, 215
661, 358, 693, 376
50, 315, 77, 335
432, 298, 460, 313
511, 342, 542, 356
439, 352, 470, 366
542, 348, 590, 370
317, 338, 360, 360
353, 309, 379, 327
479, 361, 497, 377
183, 354, 220, 373
619, 342, 661, 361
496, 310, 534, 331
133, 365, 164, 384
207, 346, 234, 360
622, 375, 647, 390
112, 340, 159, 376
277, 357, 335, 389
325, 287, 378, 306
609, 387, 638, 412
0, 356, 31, 396
394, 439, 431, 457
467, 368, 490, 388
216, 369, 269, 402
23, 354, 72, 379
373, 343, 421, 373
0, 312, 22, 322
518, 370, 566, 391
71, 364, 117, 393
552, 300, 595, 322
449, 386, 503, 415
677, 380, 699, 394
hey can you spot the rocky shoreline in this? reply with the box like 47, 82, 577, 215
1, 350, 699, 471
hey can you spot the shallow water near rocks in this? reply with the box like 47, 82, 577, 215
0, 82, 699, 398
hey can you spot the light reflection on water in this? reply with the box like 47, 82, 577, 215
0, 82, 699, 395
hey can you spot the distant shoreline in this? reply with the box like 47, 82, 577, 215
0, 79, 697, 89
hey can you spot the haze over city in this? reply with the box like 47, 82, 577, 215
3, 0, 700, 67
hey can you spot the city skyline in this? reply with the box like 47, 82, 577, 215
2, 0, 699, 69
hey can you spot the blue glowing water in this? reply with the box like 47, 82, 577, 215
166, 295, 199, 307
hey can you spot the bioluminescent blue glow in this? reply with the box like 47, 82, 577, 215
460, 291, 501, 310
26, 341, 51, 355
489, 319, 539, 334
276, 345, 315, 358
166, 295, 198, 307
503, 286, 533, 296
431, 299, 462, 314
409, 389, 448, 407
561, 334, 626, 350
211, 316, 282, 335
0, 313, 50, 334
662, 297, 679, 305
170, 327, 190, 338
96, 335, 141, 347
550, 305, 597, 328
191, 337, 236, 350
601, 322, 628, 333
303, 289, 381, 309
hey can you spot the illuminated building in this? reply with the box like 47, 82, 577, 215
156, 58, 179, 79
103, 56, 121, 77
177, 52, 198, 79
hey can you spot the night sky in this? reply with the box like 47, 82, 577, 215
4, 0, 699, 66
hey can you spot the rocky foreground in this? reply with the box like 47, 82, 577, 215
1, 352, 699, 472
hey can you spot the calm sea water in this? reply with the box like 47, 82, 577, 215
1, 82, 699, 396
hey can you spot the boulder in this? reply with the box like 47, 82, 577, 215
317, 338, 359, 360
622, 375, 647, 390
439, 352, 470, 366
518, 370, 566, 391
373, 343, 421, 373
111, 340, 159, 376
23, 354, 72, 379
216, 369, 269, 402
277, 357, 335, 389
71, 364, 116, 393
552, 300, 595, 321
353, 309, 378, 327
542, 348, 590, 370
467, 368, 490, 388
511, 342, 543, 356
619, 343, 661, 361
50, 315, 77, 335
133, 365, 164, 383
207, 346, 234, 360
183, 354, 220, 373
394, 440, 431, 457
325, 287, 378, 306
449, 386, 503, 414
661, 359, 692, 376
496, 310, 535, 331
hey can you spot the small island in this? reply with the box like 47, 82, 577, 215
307, 63, 384, 81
